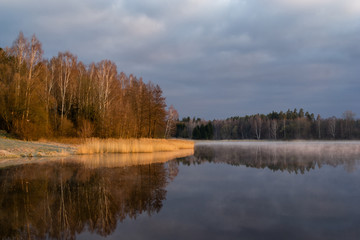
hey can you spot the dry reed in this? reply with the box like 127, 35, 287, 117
76, 138, 194, 154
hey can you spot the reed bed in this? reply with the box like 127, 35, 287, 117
76, 138, 194, 154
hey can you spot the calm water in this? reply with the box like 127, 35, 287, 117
1, 142, 360, 240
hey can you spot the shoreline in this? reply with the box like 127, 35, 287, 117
0, 137, 76, 159
3, 137, 360, 161
0, 137, 194, 159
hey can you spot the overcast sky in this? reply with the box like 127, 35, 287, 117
1, 0, 359, 119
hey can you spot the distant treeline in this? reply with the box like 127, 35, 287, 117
175, 108, 360, 140
0, 32, 176, 140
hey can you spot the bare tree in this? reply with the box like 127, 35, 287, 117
54, 52, 77, 132
10, 32, 28, 109
250, 114, 262, 140
8, 33, 44, 138
24, 34, 43, 120
343, 110, 356, 120
96, 60, 117, 137
270, 119, 277, 140
266, 118, 271, 139
343, 110, 356, 139
165, 105, 178, 138
44, 59, 56, 132
328, 116, 336, 139
282, 117, 286, 139
316, 114, 321, 139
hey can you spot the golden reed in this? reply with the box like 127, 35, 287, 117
76, 138, 194, 154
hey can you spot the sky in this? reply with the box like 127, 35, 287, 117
1, 0, 359, 120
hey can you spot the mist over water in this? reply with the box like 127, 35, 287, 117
192, 141, 360, 173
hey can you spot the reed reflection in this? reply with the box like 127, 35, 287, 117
182, 142, 360, 174
0, 151, 187, 239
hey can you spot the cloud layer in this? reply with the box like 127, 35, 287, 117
1, 0, 359, 119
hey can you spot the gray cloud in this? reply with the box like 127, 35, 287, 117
0, 0, 359, 119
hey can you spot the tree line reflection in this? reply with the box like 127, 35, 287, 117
179, 142, 360, 174
0, 159, 179, 239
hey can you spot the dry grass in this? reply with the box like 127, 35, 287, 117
76, 138, 194, 154
0, 150, 19, 158
0, 137, 76, 159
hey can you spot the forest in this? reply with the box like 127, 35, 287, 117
175, 109, 360, 140
0, 32, 176, 140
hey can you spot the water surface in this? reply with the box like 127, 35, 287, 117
1, 142, 360, 239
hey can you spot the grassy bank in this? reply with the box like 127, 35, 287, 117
0, 137, 76, 158
0, 134, 194, 159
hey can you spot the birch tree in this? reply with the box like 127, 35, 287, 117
24, 34, 43, 120
328, 116, 336, 139
96, 60, 117, 136
343, 110, 355, 139
44, 59, 56, 132
316, 114, 321, 139
10, 32, 28, 110
251, 114, 262, 140
54, 52, 77, 132
270, 119, 277, 140
165, 105, 178, 138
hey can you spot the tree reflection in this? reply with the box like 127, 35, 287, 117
0, 159, 178, 239
180, 142, 360, 174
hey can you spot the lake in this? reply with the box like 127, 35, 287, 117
1, 141, 360, 240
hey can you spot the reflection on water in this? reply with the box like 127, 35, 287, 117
0, 149, 194, 169
74, 149, 194, 168
166, 142, 360, 240
185, 141, 360, 174
0, 150, 192, 239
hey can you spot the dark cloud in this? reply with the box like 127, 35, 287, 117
0, 0, 359, 119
